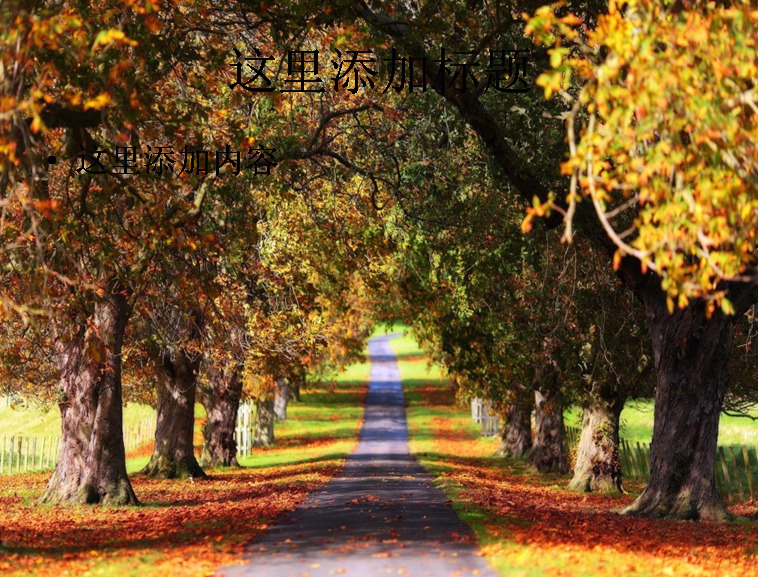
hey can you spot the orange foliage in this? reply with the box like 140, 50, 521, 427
422, 404, 758, 576
0, 437, 354, 577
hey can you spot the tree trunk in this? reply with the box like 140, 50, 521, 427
568, 388, 625, 493
622, 296, 737, 521
274, 377, 289, 421
291, 367, 304, 402
142, 346, 207, 479
40, 290, 139, 506
253, 397, 275, 447
198, 364, 242, 468
496, 393, 532, 458
529, 388, 568, 474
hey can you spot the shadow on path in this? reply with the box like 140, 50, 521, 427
218, 333, 498, 577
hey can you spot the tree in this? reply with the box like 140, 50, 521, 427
496, 389, 533, 459
196, 288, 250, 469
40, 287, 138, 505
0, 0, 260, 503
273, 376, 290, 421
238, 173, 387, 449
565, 242, 653, 493
531, 386, 568, 474
526, 0, 758, 518
199, 359, 244, 468
139, 302, 207, 480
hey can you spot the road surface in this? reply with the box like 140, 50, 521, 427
218, 333, 498, 577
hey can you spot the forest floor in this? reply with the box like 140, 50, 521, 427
391, 333, 758, 577
0, 362, 367, 577
3, 330, 758, 576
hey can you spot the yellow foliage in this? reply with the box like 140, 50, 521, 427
527, 0, 758, 309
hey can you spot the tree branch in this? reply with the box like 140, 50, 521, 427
352, 1, 557, 221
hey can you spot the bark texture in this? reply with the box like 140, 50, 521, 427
529, 388, 568, 474
198, 364, 242, 468
41, 290, 138, 506
291, 367, 304, 402
274, 377, 289, 421
568, 390, 625, 493
622, 296, 736, 520
253, 397, 275, 447
496, 394, 533, 458
142, 345, 207, 479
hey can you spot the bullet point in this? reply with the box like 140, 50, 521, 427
47, 155, 57, 164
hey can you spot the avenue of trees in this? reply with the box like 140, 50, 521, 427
1, 0, 756, 523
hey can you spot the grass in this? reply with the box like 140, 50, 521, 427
0, 400, 155, 438
387, 330, 497, 450
389, 329, 758, 577
0, 351, 370, 577
565, 399, 758, 446
7, 325, 758, 577
0, 401, 158, 475
238, 360, 367, 470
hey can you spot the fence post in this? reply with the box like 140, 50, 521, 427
634, 443, 645, 479
632, 441, 643, 480
626, 442, 635, 480
619, 440, 630, 479
238, 403, 243, 457
237, 403, 243, 457
728, 446, 745, 502
718, 447, 732, 503
244, 402, 251, 456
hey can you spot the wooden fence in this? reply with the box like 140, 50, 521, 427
564, 425, 580, 450
565, 425, 758, 503
0, 414, 156, 475
236, 401, 254, 457
470, 398, 500, 437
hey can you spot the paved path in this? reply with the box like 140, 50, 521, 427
218, 333, 498, 577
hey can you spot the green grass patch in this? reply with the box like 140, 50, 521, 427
0, 401, 155, 438
77, 552, 167, 577
239, 357, 367, 465
565, 399, 758, 446
237, 361, 367, 471
387, 330, 496, 449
